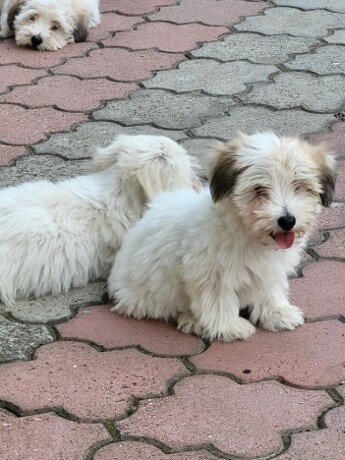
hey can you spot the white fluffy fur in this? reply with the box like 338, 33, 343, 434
0, 0, 99, 50
109, 132, 336, 341
0, 135, 200, 306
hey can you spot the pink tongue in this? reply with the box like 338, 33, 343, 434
274, 232, 295, 249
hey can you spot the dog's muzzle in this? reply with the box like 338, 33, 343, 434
31, 35, 43, 48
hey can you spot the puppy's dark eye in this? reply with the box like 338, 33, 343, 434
29, 15, 36, 21
51, 23, 60, 31
254, 186, 269, 198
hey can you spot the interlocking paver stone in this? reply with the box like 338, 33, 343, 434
241, 72, 345, 113
0, 65, 46, 94
314, 229, 345, 259
334, 159, 345, 200
100, 0, 177, 15
0, 155, 91, 188
0, 315, 54, 362
192, 33, 318, 64
0, 105, 86, 145
310, 122, 345, 159
235, 8, 345, 38
317, 202, 345, 229
278, 406, 345, 460
0, 40, 97, 68
0, 342, 188, 419
150, 0, 266, 26
57, 305, 205, 356
33, 122, 188, 160
95, 442, 216, 459
286, 45, 345, 75
192, 106, 334, 139
4, 282, 106, 324
192, 321, 345, 387
0, 145, 27, 166
103, 23, 228, 52
87, 13, 142, 41
0, 410, 110, 460
145, 60, 277, 95
54, 48, 184, 80
94, 90, 233, 129
290, 262, 345, 320
118, 375, 333, 458
274, 0, 345, 13
325, 29, 345, 44
2, 76, 137, 112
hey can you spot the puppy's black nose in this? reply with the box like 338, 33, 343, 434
31, 35, 43, 47
278, 215, 296, 231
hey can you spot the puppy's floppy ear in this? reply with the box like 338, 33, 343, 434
73, 15, 89, 42
310, 143, 336, 207
7, 0, 26, 31
209, 137, 245, 202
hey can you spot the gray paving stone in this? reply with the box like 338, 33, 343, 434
192, 106, 335, 139
274, 0, 345, 13
325, 30, 345, 44
0, 315, 54, 362
93, 90, 234, 130
2, 282, 106, 324
33, 122, 188, 160
235, 8, 345, 38
181, 138, 218, 178
0, 155, 90, 188
240, 72, 345, 113
285, 45, 345, 75
191, 33, 319, 64
144, 60, 277, 95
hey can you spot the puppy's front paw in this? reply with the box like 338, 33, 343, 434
260, 304, 305, 332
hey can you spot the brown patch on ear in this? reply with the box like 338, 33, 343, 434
209, 140, 244, 202
7, 0, 26, 31
308, 142, 336, 207
73, 15, 89, 42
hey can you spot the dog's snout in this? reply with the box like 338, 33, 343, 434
31, 35, 43, 47
278, 215, 296, 231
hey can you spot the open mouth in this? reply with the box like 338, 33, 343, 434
271, 231, 296, 249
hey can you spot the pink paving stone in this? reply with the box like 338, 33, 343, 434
0, 145, 27, 165
95, 442, 216, 459
100, 0, 177, 15
0, 410, 110, 460
290, 261, 345, 320
54, 48, 184, 80
310, 122, 345, 159
317, 202, 345, 229
0, 39, 97, 68
0, 65, 46, 94
87, 13, 143, 41
0, 105, 86, 145
334, 158, 345, 200
314, 228, 345, 258
2, 75, 137, 112
117, 374, 333, 458
278, 406, 345, 460
150, 0, 267, 26
57, 305, 204, 356
103, 22, 228, 52
0, 341, 188, 420
191, 320, 345, 387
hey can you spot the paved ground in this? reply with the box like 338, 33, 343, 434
0, 0, 344, 458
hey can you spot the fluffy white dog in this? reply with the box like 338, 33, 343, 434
0, 135, 200, 306
109, 132, 336, 341
0, 0, 100, 50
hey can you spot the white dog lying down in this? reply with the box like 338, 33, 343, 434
0, 135, 200, 306
109, 132, 336, 341
0, 0, 100, 50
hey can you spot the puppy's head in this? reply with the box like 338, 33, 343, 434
210, 132, 336, 249
11, 0, 89, 50
93, 134, 201, 203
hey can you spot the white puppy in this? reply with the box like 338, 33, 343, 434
109, 132, 336, 341
0, 0, 100, 50
0, 135, 200, 306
